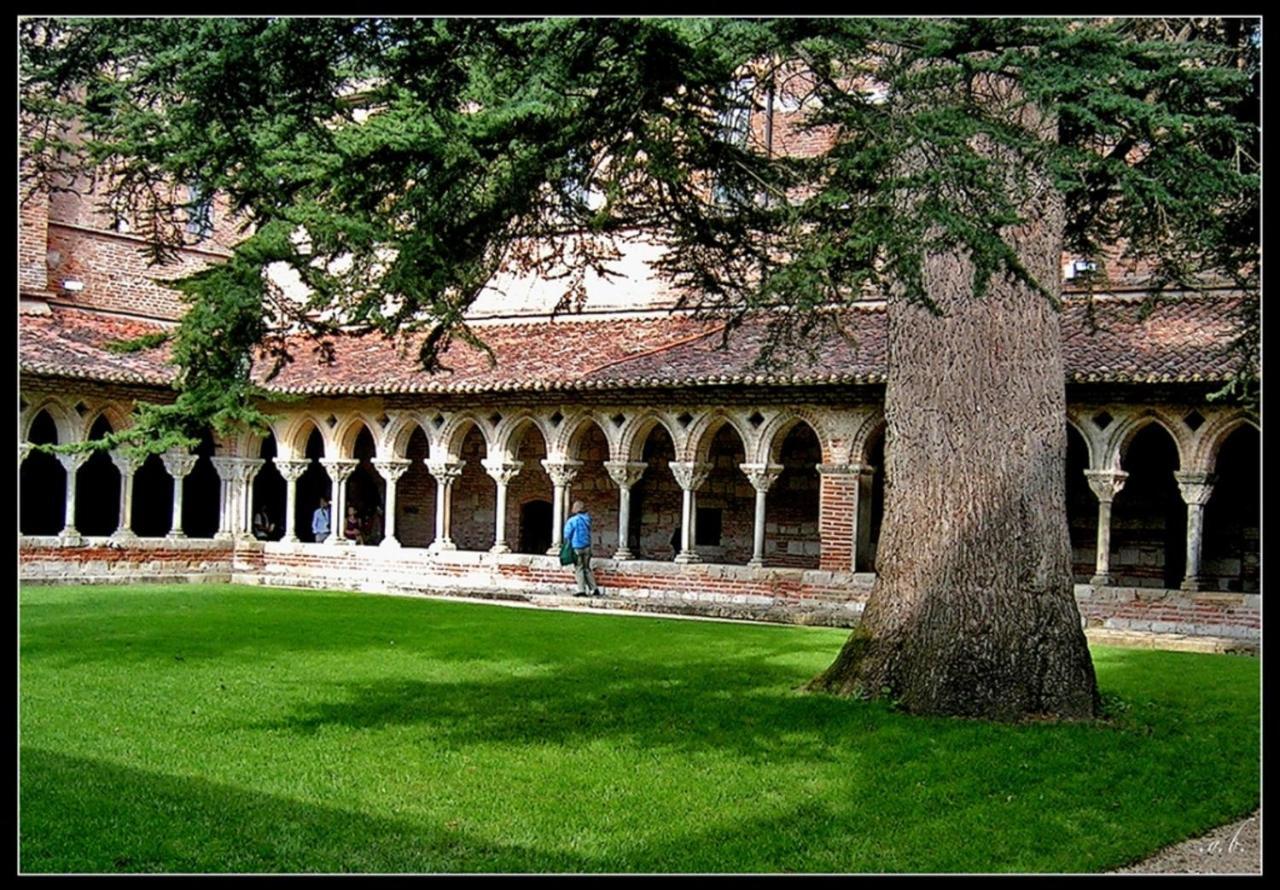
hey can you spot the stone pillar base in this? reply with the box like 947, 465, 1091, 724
1089, 574, 1112, 587
379, 538, 401, 549
1180, 576, 1207, 592
490, 543, 511, 554
166, 531, 188, 541
674, 551, 701, 565
747, 557, 764, 569
429, 540, 457, 553
58, 531, 83, 547
109, 530, 139, 545
613, 548, 634, 561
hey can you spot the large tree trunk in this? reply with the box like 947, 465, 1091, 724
810, 110, 1099, 720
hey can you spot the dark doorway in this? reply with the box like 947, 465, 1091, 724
519, 500, 553, 555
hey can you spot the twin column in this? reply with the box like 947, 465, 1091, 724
1085, 468, 1217, 591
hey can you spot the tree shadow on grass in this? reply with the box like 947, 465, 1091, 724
20, 747, 603, 874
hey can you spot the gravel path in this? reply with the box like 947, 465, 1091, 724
1109, 810, 1260, 874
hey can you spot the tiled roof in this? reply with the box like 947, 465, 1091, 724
18, 309, 177, 386
19, 294, 1250, 395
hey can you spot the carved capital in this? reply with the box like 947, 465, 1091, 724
273, 458, 313, 482
233, 457, 266, 484
426, 459, 465, 483
604, 460, 648, 490
1174, 470, 1217, 506
56, 452, 91, 473
669, 460, 712, 492
209, 456, 238, 482
739, 462, 785, 493
372, 458, 413, 483
161, 450, 200, 479
481, 458, 524, 486
541, 458, 583, 487
1084, 469, 1129, 504
109, 449, 144, 477
319, 458, 360, 483
19, 443, 32, 464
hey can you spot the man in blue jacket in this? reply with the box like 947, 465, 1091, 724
563, 500, 602, 597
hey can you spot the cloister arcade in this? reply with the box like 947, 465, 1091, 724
19, 394, 1260, 594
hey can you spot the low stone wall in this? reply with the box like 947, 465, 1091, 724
18, 536, 235, 585
18, 537, 1260, 640
240, 542, 872, 627
1075, 584, 1260, 640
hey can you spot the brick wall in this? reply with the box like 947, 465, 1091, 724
20, 183, 50, 295
818, 472, 857, 572
45, 224, 228, 320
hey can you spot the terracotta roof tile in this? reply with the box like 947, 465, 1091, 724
20, 294, 1251, 395
18, 309, 177, 386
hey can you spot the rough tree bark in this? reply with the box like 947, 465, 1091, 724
809, 90, 1100, 721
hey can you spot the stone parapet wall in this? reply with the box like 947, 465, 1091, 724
1074, 584, 1260, 640
18, 538, 1259, 640
237, 543, 873, 626
18, 537, 235, 585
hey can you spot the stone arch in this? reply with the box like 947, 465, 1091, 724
279, 414, 332, 460
761, 411, 831, 465
1111, 422, 1186, 588
506, 419, 555, 554
1200, 423, 1260, 592
386, 414, 432, 459
692, 420, 754, 565
183, 429, 222, 539
344, 425, 385, 541
687, 411, 753, 465
558, 412, 614, 461
1106, 410, 1187, 472
75, 414, 121, 536
251, 434, 286, 541
334, 413, 383, 459
295, 425, 332, 541
1064, 416, 1098, 470
1192, 410, 1260, 473
394, 424, 436, 548
765, 418, 823, 569
439, 413, 493, 460
20, 408, 67, 535
495, 412, 554, 462
844, 410, 886, 467
629, 420, 681, 559
619, 413, 680, 463
451, 421, 495, 551
130, 449, 174, 537
80, 403, 132, 443
21, 398, 78, 446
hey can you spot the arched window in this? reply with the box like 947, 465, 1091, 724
766, 423, 822, 569
20, 411, 65, 535
76, 416, 120, 537
396, 426, 435, 548
1113, 424, 1185, 588
1201, 426, 1260, 592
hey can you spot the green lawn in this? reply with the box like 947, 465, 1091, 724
19, 583, 1260, 874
